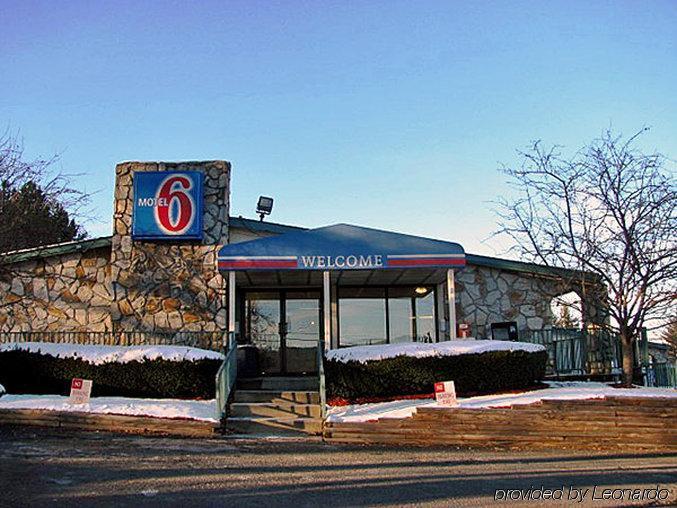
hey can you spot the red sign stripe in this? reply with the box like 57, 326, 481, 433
218, 259, 298, 269
387, 258, 466, 267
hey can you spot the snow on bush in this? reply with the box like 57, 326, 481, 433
0, 342, 223, 365
0, 383, 5, 397
326, 339, 545, 364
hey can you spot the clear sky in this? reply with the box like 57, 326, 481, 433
1, 0, 675, 256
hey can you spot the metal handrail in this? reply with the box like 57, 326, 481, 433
0, 330, 223, 351
317, 338, 327, 420
215, 331, 238, 421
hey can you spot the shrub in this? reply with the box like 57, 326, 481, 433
326, 349, 548, 402
0, 350, 221, 399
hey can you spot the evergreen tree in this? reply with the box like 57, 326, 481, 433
0, 181, 86, 252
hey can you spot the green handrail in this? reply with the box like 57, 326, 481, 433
215, 331, 238, 421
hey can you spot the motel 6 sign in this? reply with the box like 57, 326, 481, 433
132, 171, 204, 240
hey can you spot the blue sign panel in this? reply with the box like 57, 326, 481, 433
132, 171, 204, 240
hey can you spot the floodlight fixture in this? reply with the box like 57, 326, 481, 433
257, 196, 274, 221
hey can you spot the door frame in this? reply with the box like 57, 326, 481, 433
240, 287, 323, 375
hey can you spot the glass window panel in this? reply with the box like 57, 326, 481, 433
339, 287, 386, 347
415, 290, 436, 343
388, 296, 413, 344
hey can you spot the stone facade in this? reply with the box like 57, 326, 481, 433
455, 263, 606, 338
110, 161, 230, 332
0, 160, 230, 334
0, 245, 113, 332
1, 158, 611, 340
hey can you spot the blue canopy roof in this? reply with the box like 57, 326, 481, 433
218, 223, 465, 271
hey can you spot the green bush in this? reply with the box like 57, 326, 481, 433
0, 350, 221, 399
326, 349, 548, 402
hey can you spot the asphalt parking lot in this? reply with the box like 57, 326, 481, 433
0, 426, 675, 507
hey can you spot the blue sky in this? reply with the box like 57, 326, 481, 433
1, 0, 675, 256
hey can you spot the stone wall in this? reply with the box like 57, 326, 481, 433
0, 246, 113, 332
455, 263, 603, 338
0, 160, 231, 335
110, 161, 230, 332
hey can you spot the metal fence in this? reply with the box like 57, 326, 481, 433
648, 361, 677, 388
0, 331, 225, 351
520, 327, 624, 378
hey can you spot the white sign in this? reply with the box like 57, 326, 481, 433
434, 380, 458, 406
299, 255, 383, 269
69, 378, 92, 404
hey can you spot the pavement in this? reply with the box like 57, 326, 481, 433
0, 426, 675, 507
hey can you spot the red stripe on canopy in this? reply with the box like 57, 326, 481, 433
387, 258, 466, 267
218, 259, 298, 269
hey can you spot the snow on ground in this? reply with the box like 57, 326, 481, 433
0, 394, 218, 422
326, 339, 545, 364
0, 342, 224, 365
326, 382, 677, 422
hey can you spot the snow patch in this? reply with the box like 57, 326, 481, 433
0, 394, 218, 422
326, 383, 677, 422
326, 339, 545, 364
0, 342, 224, 365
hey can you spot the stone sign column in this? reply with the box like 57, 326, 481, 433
110, 161, 230, 333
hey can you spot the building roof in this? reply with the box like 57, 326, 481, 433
1, 216, 588, 280
1, 236, 114, 264
218, 223, 465, 271
229, 216, 305, 235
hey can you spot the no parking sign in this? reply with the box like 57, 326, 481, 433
69, 378, 92, 404
434, 381, 458, 406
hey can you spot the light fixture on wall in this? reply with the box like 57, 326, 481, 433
415, 287, 428, 295
256, 196, 274, 221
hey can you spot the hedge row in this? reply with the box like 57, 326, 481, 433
0, 350, 221, 399
326, 349, 548, 402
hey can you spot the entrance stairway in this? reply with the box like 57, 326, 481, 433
226, 377, 323, 436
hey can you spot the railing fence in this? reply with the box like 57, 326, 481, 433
0, 331, 224, 351
521, 327, 675, 388
521, 327, 625, 378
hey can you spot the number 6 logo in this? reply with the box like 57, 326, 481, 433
154, 175, 196, 235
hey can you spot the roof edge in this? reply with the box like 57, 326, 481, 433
1, 236, 114, 265
1, 217, 596, 282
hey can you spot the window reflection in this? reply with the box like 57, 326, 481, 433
338, 286, 436, 347
338, 287, 387, 347
416, 290, 436, 343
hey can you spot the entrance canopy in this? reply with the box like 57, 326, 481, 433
217, 223, 465, 287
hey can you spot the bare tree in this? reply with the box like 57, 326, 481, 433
497, 129, 676, 385
0, 129, 90, 253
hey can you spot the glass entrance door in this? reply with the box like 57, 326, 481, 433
245, 291, 282, 374
244, 290, 320, 375
284, 291, 321, 375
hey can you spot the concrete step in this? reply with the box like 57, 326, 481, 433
230, 402, 321, 419
237, 377, 319, 391
226, 416, 323, 436
233, 390, 320, 405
